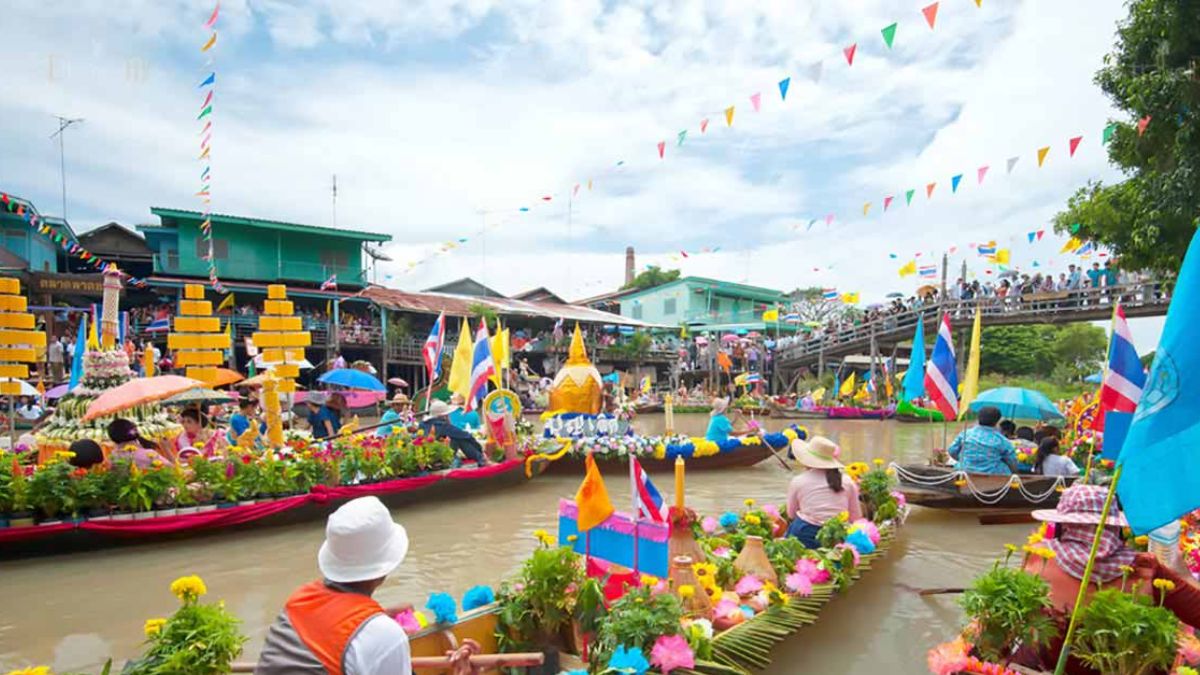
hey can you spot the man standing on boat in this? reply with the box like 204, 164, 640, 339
946, 405, 1017, 475
255, 496, 412, 674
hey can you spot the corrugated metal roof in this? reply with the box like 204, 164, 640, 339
361, 286, 664, 327
150, 207, 392, 242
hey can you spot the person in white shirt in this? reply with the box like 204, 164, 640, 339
16, 396, 44, 421
1034, 437, 1080, 477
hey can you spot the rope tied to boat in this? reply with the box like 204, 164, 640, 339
888, 462, 1068, 506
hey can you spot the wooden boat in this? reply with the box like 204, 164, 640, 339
634, 402, 664, 414
537, 443, 777, 476
766, 400, 827, 419
893, 463, 1079, 512
825, 405, 894, 420
0, 459, 543, 559
895, 401, 945, 423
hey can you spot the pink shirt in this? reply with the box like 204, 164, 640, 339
786, 469, 862, 526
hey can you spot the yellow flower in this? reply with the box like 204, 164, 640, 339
532, 529, 554, 546
1176, 667, 1198, 675
1027, 532, 1044, 545
143, 617, 167, 637
873, 458, 884, 467
953, 479, 967, 488
566, 534, 578, 543
885, 467, 895, 476
1034, 547, 1057, 560
169, 575, 207, 602
744, 514, 761, 526
641, 574, 657, 587
678, 584, 695, 599
1134, 535, 1149, 547
1004, 544, 1018, 553
5, 667, 51, 675
744, 498, 756, 508
1055, 485, 1065, 493
1152, 578, 1176, 593
837, 511, 849, 522
693, 562, 717, 579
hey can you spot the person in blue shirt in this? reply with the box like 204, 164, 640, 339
420, 400, 488, 465
1087, 262, 1103, 289
705, 398, 754, 444
307, 392, 344, 440
376, 393, 414, 437
448, 393, 480, 430
228, 398, 266, 444
947, 405, 1018, 475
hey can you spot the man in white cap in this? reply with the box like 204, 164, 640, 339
420, 400, 489, 465
255, 496, 412, 674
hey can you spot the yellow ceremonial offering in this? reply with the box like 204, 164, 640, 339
547, 323, 603, 414
255, 285, 309, 445
168, 283, 231, 386
0, 277, 41, 397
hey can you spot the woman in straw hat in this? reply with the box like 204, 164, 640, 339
785, 437, 862, 549
1011, 484, 1200, 674
375, 393, 413, 438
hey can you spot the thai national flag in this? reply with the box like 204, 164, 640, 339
1098, 303, 1146, 429
145, 308, 171, 333
422, 312, 446, 383
918, 265, 938, 278
630, 457, 667, 523
923, 313, 959, 419
467, 319, 495, 411
320, 274, 338, 291
822, 288, 838, 300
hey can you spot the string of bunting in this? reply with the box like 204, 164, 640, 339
0, 192, 150, 288
395, 0, 988, 275
196, 1, 225, 293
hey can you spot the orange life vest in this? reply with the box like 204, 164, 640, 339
284, 580, 385, 675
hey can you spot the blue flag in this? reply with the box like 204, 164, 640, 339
901, 316, 926, 401
68, 316, 87, 389
1117, 228, 1200, 533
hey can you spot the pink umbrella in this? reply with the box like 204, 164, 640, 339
387, 377, 409, 388
721, 334, 740, 343
45, 384, 71, 400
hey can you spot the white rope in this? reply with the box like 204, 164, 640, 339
890, 462, 1065, 506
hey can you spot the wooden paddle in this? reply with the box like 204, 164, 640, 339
759, 435, 793, 471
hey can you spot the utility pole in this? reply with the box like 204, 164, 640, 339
50, 116, 84, 220
332, 174, 338, 228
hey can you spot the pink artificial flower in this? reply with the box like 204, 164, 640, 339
891, 490, 907, 508
701, 516, 719, 534
650, 634, 695, 674
512, 582, 525, 594
835, 543, 861, 567
794, 557, 831, 584
1044, 522, 1056, 539
393, 609, 421, 634
712, 546, 732, 559
651, 580, 670, 596
926, 638, 971, 675
762, 503, 781, 519
1178, 627, 1200, 665
734, 574, 763, 595
713, 599, 740, 619
785, 572, 813, 596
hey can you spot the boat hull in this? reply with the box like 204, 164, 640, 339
825, 406, 895, 420
540, 444, 775, 475
894, 463, 1078, 511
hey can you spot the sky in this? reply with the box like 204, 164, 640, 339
0, 0, 1166, 350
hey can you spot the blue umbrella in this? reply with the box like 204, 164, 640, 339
318, 368, 386, 391
1083, 372, 1103, 384
968, 387, 1065, 421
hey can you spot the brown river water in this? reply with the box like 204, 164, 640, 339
0, 415, 1031, 673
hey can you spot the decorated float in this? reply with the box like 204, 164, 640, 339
531, 325, 802, 475
895, 400, 946, 423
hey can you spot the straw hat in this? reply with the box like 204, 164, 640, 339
390, 393, 411, 406
710, 397, 729, 416
318, 496, 409, 583
425, 399, 458, 420
792, 436, 844, 470
1031, 484, 1128, 527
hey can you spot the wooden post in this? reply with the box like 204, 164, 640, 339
941, 252, 948, 300
380, 308, 390, 385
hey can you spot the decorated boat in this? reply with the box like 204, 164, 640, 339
825, 405, 895, 420
766, 399, 828, 419
890, 463, 1079, 512
895, 400, 946, 423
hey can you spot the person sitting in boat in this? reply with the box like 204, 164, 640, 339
228, 398, 266, 445
375, 393, 414, 437
108, 418, 171, 469
706, 398, 755, 444
255, 496, 413, 674
176, 409, 227, 459
447, 393, 480, 431
947, 405, 1017, 475
420, 400, 489, 466
67, 438, 105, 469
1032, 437, 1079, 477
1013, 485, 1200, 673
307, 392, 344, 440
785, 437, 863, 549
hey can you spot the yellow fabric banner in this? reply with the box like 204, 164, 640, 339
958, 306, 983, 420
447, 319, 473, 398
574, 453, 615, 531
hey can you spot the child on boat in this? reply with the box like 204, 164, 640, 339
785, 437, 862, 549
1033, 437, 1079, 477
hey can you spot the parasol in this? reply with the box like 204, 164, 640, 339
83, 375, 204, 421
253, 353, 315, 369
968, 387, 1065, 422
721, 334, 740, 343
209, 368, 245, 388
318, 368, 386, 391
747, 331, 762, 338
388, 377, 409, 388
45, 383, 71, 399
0, 378, 38, 397
165, 387, 236, 406
916, 284, 938, 296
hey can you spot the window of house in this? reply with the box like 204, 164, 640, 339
166, 249, 179, 271
663, 298, 676, 315
711, 298, 721, 314
632, 304, 643, 319
194, 238, 228, 260
320, 250, 349, 269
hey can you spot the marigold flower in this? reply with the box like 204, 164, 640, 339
1004, 544, 1018, 553
678, 584, 695, 599
169, 575, 207, 602
1134, 535, 1149, 547
873, 458, 884, 467
1152, 578, 1176, 593
143, 617, 167, 637
744, 514, 761, 526
953, 479, 967, 488
743, 498, 756, 507
6, 667, 51, 675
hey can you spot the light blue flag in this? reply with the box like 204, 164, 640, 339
901, 316, 926, 401
68, 316, 87, 389
1116, 229, 1200, 533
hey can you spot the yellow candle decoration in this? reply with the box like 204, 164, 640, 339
168, 283, 229, 386
674, 455, 685, 509
261, 374, 284, 449
0, 278, 43, 396
254, 285, 309, 448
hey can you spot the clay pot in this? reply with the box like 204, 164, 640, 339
668, 555, 712, 619
733, 535, 778, 587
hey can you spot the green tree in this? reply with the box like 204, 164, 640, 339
1052, 322, 1108, 380
979, 325, 1057, 376
622, 265, 680, 290
1052, 0, 1200, 275
785, 287, 861, 324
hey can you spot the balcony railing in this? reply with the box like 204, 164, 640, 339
150, 254, 367, 285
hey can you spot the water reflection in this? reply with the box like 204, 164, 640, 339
0, 415, 1026, 673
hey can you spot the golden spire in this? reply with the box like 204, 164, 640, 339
566, 323, 590, 365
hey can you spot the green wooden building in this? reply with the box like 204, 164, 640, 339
139, 208, 392, 287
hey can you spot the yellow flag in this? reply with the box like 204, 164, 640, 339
217, 293, 235, 312
1060, 237, 1083, 254
86, 315, 100, 351
840, 292, 860, 305
854, 383, 869, 401
761, 309, 779, 322
446, 319, 473, 398
839, 372, 856, 397
574, 453, 615, 531
144, 347, 155, 377
958, 306, 983, 420
1036, 146, 1050, 167
898, 260, 917, 277
490, 322, 508, 388
994, 249, 1011, 265
724, 106, 735, 126
811, 387, 826, 402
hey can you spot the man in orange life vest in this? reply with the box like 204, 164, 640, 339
255, 496, 412, 674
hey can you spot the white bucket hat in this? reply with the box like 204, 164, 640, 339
318, 496, 409, 583
425, 399, 458, 420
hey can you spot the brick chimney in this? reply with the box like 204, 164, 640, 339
624, 246, 635, 286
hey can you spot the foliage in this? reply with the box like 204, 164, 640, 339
116, 463, 173, 513
606, 332, 652, 362
0, 459, 13, 513
764, 537, 809, 581
784, 287, 860, 325
573, 578, 607, 637
858, 466, 900, 524
816, 512, 850, 549
496, 543, 585, 652
622, 265, 680, 291
977, 374, 1093, 403
1051, 0, 1200, 276
466, 302, 498, 323
1072, 588, 1179, 675
123, 576, 245, 675
384, 311, 413, 347
592, 586, 684, 667
959, 565, 1058, 663
27, 459, 77, 519
979, 323, 1106, 380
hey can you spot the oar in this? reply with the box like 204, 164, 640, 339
231, 652, 544, 672
917, 587, 966, 596
760, 435, 793, 471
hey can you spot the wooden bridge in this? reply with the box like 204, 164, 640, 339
772, 282, 1171, 381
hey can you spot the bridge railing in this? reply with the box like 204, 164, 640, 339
774, 281, 1169, 364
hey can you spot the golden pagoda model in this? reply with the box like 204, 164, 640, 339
169, 284, 231, 386
251, 285, 310, 448
547, 324, 602, 414
0, 278, 44, 396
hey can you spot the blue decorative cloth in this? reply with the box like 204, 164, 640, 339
461, 585, 494, 612
608, 645, 650, 675
425, 592, 458, 625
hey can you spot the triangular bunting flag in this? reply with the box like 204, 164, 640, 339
881, 23, 897, 49
905, 189, 915, 205
197, 105, 213, 120
724, 106, 735, 126
657, 141, 665, 159
700, 118, 709, 133
974, 0, 982, 6
1102, 123, 1117, 144
1006, 156, 1019, 173
884, 195, 895, 211
844, 44, 857, 66
778, 77, 790, 101
1028, 232, 1036, 243
863, 202, 871, 216
926, 182, 937, 198
977, 165, 989, 184
1036, 146, 1050, 167
198, 72, 215, 88
951, 174, 963, 193
1137, 115, 1151, 136
1037, 230, 1045, 240
1069, 136, 1082, 157
677, 130, 687, 146
806, 219, 817, 231
922, 2, 939, 29
809, 61, 823, 82
750, 92, 761, 112
201, 32, 217, 52
824, 214, 834, 225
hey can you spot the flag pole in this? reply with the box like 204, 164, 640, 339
1053, 465, 1122, 675
629, 455, 640, 576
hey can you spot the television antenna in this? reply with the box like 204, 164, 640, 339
50, 115, 84, 220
